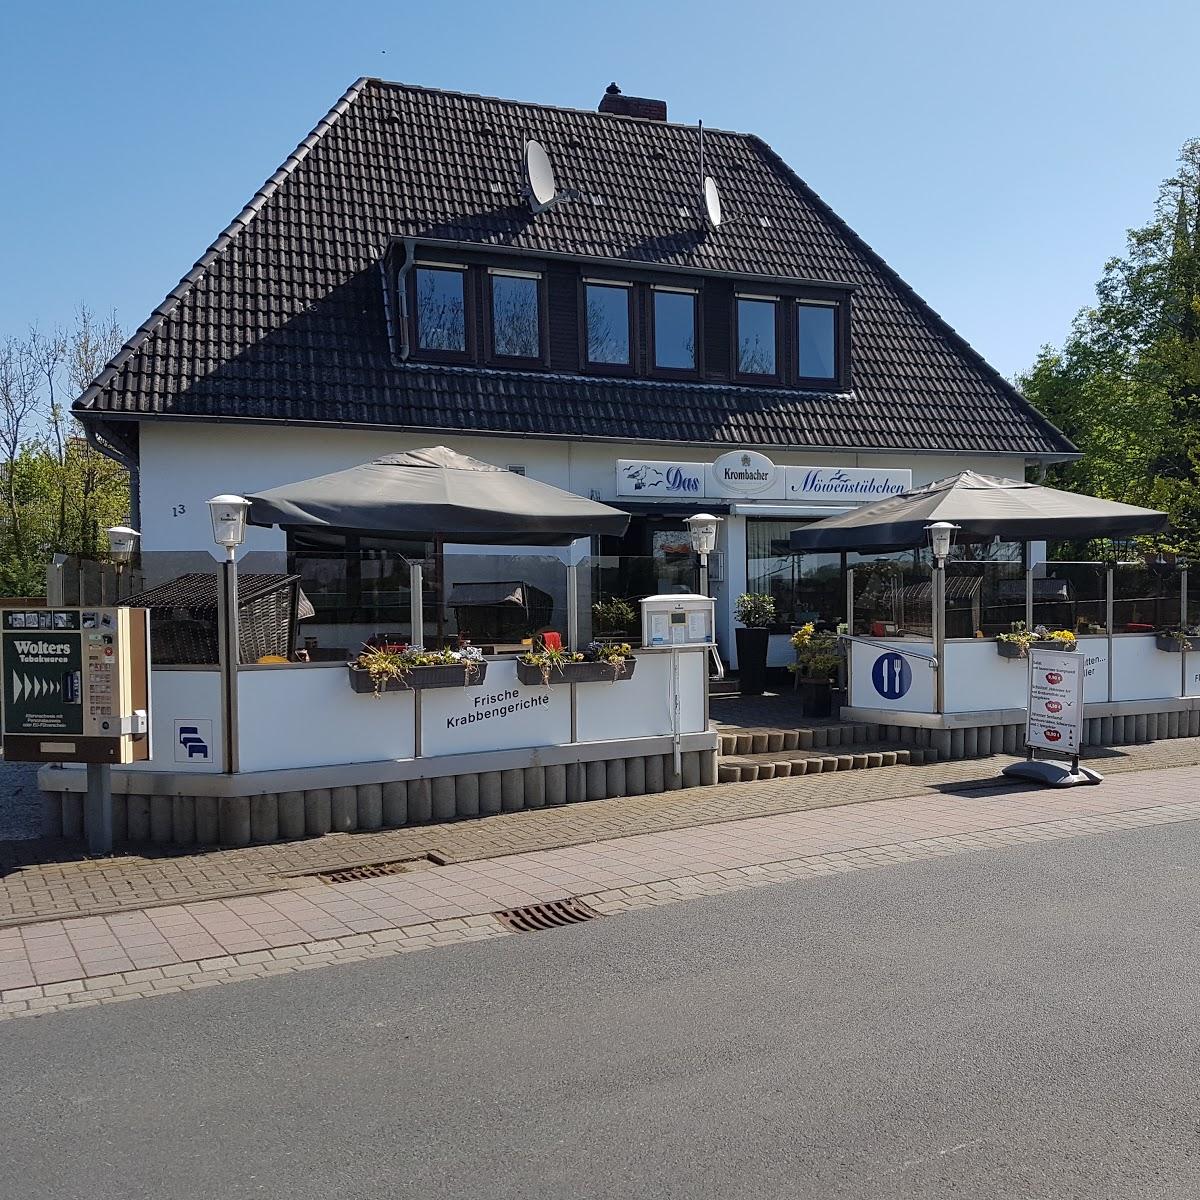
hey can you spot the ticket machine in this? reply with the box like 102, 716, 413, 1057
640, 593, 716, 647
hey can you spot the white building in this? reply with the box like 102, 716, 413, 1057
75, 78, 1075, 665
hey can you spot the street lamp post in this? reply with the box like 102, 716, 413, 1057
925, 521, 957, 714
207, 495, 250, 774
106, 525, 140, 601
685, 513, 722, 597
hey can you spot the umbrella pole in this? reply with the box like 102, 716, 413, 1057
566, 561, 579, 651
409, 561, 424, 649
435, 536, 445, 647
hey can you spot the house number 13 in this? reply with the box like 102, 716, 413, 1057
172, 504, 187, 517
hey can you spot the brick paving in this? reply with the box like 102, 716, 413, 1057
4, 758, 1200, 1021
4, 737, 1200, 928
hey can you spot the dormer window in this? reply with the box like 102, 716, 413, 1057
584, 281, 632, 366
797, 301, 837, 381
736, 295, 778, 377
652, 286, 697, 372
489, 269, 542, 360
414, 265, 467, 354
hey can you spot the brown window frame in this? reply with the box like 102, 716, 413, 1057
408, 263, 474, 364
733, 294, 782, 383
794, 298, 845, 389
486, 268, 548, 367
579, 279, 636, 375
649, 285, 702, 379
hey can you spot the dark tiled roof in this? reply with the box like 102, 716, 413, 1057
74, 78, 1075, 459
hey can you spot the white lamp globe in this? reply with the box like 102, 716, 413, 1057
686, 513, 722, 557
207, 495, 250, 551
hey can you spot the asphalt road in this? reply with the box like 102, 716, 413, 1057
4, 822, 1200, 1200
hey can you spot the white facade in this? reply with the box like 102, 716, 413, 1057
137, 421, 1029, 664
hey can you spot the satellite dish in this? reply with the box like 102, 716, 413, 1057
704, 176, 722, 228
524, 139, 558, 213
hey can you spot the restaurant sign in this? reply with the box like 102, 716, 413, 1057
617, 455, 911, 504
786, 466, 911, 503
1025, 647, 1084, 756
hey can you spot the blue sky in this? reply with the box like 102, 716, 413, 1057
1, 0, 1196, 380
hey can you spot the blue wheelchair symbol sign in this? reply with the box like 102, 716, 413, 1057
871, 652, 912, 700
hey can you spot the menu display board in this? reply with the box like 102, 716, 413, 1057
1025, 648, 1084, 757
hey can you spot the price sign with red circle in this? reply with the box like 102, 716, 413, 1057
1026, 648, 1084, 755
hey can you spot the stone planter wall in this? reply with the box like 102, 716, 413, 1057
41, 745, 718, 851
854, 705, 1200, 761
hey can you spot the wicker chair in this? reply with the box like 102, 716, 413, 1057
121, 573, 313, 665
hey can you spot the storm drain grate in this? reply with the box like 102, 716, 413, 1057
312, 858, 428, 884
495, 897, 602, 933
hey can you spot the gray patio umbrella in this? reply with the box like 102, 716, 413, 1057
790, 471, 1167, 553
245, 447, 629, 545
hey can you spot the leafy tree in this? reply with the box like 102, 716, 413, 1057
1020, 140, 1200, 557
0, 308, 129, 595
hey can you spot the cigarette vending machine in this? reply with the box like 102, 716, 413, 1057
1, 607, 150, 764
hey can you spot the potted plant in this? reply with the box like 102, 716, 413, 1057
995, 622, 1078, 658
788, 623, 844, 716
516, 640, 637, 685
1155, 627, 1200, 652
348, 642, 487, 696
734, 592, 775, 696
592, 597, 638, 639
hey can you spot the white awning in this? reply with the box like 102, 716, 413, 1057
730, 503, 854, 518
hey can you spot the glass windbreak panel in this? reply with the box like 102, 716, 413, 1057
1032, 562, 1107, 633
946, 559, 1026, 638
288, 534, 428, 655
414, 267, 466, 352
1112, 562, 1181, 632
737, 298, 776, 375
653, 290, 696, 369
797, 303, 836, 380
849, 550, 932, 638
747, 520, 804, 630
590, 549, 693, 611
442, 552, 567, 648
585, 284, 630, 364
1189, 567, 1200, 630
491, 274, 540, 358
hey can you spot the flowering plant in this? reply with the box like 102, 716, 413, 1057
354, 641, 482, 697
996, 622, 1076, 657
788, 622, 841, 679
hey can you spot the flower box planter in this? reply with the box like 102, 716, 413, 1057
996, 639, 1077, 659
515, 657, 637, 686
1155, 634, 1200, 653
346, 660, 488, 694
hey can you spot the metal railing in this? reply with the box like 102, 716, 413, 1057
838, 632, 938, 668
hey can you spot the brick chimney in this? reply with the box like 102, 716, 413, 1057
598, 82, 667, 122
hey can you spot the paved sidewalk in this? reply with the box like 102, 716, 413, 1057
4, 737, 1200, 928
4, 761, 1200, 1021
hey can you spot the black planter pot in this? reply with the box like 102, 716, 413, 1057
796, 676, 834, 718
515, 657, 637, 686
735, 627, 770, 696
347, 660, 487, 694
